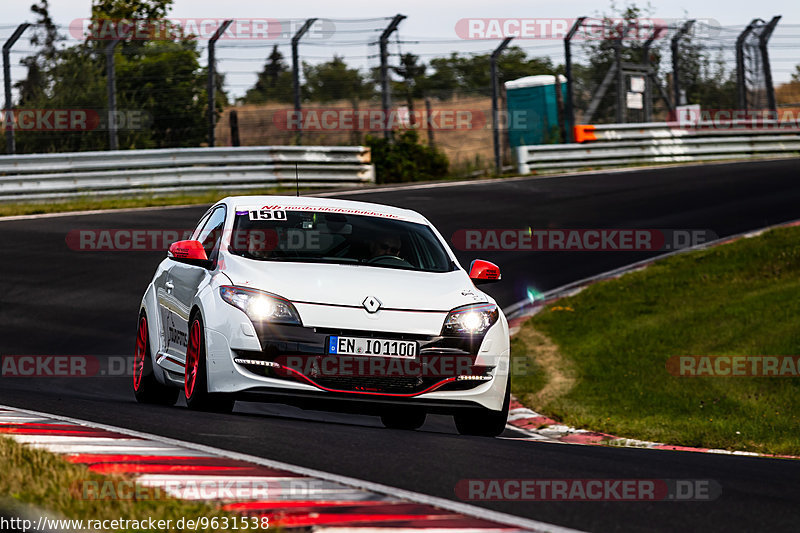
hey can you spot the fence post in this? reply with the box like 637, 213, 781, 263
563, 17, 585, 141
671, 20, 695, 107
207, 19, 233, 148
642, 26, 664, 122
3, 23, 31, 155
105, 38, 123, 151
613, 25, 625, 123
379, 14, 406, 140
229, 109, 240, 147
736, 19, 760, 111
292, 18, 317, 145
554, 73, 566, 142
491, 37, 513, 175
425, 97, 435, 147
759, 16, 781, 114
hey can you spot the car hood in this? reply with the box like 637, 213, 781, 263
219, 252, 488, 311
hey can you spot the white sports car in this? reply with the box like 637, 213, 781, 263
134, 196, 511, 436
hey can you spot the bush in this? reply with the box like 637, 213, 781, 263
366, 130, 449, 184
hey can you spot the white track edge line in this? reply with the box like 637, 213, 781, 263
0, 403, 585, 533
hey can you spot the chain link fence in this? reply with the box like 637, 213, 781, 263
2, 12, 798, 174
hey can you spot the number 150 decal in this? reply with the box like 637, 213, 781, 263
249, 209, 287, 221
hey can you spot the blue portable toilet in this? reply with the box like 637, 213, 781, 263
504, 75, 568, 148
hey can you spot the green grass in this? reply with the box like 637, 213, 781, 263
517, 224, 800, 456
0, 187, 295, 218
0, 437, 250, 532
509, 334, 549, 404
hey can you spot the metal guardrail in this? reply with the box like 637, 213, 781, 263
517, 122, 800, 174
0, 145, 375, 201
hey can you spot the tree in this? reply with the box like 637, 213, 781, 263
240, 45, 554, 106
574, 4, 659, 123
116, 39, 210, 148
392, 53, 426, 124
11, 0, 221, 153
15, 0, 63, 107
302, 56, 374, 102
366, 130, 448, 183
15, 46, 109, 153
241, 46, 293, 104
775, 64, 800, 107
420, 48, 554, 99
264, 46, 285, 86
680, 44, 737, 109
575, 1, 740, 122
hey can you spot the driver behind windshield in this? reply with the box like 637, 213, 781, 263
367, 234, 403, 260
229, 209, 452, 272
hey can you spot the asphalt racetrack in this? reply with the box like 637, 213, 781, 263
1, 158, 800, 532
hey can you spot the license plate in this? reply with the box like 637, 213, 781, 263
327, 336, 417, 358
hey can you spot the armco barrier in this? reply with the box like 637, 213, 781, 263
517, 122, 800, 174
0, 145, 375, 201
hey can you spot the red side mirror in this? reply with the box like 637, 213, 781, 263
168, 240, 209, 266
469, 259, 501, 284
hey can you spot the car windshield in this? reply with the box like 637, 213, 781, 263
228, 207, 454, 273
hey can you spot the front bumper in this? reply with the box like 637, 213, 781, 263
242, 323, 492, 394
205, 319, 510, 412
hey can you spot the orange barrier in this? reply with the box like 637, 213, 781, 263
573, 124, 597, 143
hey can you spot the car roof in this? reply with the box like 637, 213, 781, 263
219, 195, 429, 224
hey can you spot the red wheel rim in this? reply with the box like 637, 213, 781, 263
133, 316, 147, 391
185, 319, 201, 399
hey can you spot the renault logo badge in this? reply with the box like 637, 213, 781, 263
362, 296, 382, 313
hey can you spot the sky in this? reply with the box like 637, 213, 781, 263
2, 0, 798, 99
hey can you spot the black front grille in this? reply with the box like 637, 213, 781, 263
314, 375, 432, 394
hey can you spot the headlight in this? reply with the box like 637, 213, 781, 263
442, 303, 499, 336
220, 286, 302, 326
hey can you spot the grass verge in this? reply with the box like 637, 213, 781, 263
0, 187, 295, 218
0, 437, 249, 532
511, 224, 800, 456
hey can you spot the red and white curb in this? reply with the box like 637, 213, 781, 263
505, 399, 799, 459
0, 404, 583, 533
503, 218, 800, 460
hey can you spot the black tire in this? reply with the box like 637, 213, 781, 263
184, 313, 236, 413
133, 312, 179, 406
454, 376, 510, 437
380, 408, 427, 430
